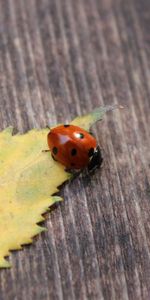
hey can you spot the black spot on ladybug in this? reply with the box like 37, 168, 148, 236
52, 154, 57, 161
88, 147, 94, 157
64, 124, 70, 127
71, 163, 75, 167
71, 148, 77, 156
52, 147, 58, 155
79, 133, 84, 139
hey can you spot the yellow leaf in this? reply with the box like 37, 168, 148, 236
0, 105, 118, 268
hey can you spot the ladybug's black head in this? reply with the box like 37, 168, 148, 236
88, 146, 103, 172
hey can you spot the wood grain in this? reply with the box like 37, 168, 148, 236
0, 0, 150, 299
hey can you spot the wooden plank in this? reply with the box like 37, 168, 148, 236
0, 0, 150, 299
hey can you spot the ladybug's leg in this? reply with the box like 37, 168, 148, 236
65, 167, 81, 175
88, 145, 103, 172
51, 154, 58, 162
42, 149, 50, 152
43, 151, 58, 162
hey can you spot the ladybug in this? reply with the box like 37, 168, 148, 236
47, 124, 103, 171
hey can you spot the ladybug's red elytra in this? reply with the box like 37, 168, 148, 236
47, 124, 103, 171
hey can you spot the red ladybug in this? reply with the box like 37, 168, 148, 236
47, 124, 103, 171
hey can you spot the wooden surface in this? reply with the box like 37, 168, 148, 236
0, 0, 150, 299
